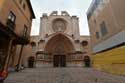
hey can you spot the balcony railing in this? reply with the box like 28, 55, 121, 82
6, 19, 15, 30
23, 34, 30, 39
14, 32, 30, 45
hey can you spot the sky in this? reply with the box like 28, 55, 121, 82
30, 0, 92, 36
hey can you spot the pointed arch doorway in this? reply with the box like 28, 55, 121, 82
45, 34, 74, 67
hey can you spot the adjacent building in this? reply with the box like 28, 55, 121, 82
0, 0, 35, 71
87, 0, 125, 75
30, 11, 91, 67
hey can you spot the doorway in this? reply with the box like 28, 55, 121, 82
53, 55, 66, 67
28, 56, 35, 68
84, 56, 90, 67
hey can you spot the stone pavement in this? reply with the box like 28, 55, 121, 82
5, 67, 125, 83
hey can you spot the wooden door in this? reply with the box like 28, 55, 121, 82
60, 55, 66, 67
53, 55, 66, 67
53, 55, 59, 67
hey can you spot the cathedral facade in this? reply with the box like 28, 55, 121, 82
33, 11, 90, 67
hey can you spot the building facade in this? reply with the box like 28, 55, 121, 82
31, 11, 91, 67
87, 0, 125, 75
0, 0, 35, 71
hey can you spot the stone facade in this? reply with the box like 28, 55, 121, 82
87, 0, 125, 52
31, 11, 91, 67
0, 0, 35, 71
87, 0, 125, 75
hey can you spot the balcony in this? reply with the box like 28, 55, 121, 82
14, 32, 30, 45
6, 19, 15, 31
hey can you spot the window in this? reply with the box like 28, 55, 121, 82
7, 11, 16, 30
20, 0, 22, 4
23, 3, 26, 10
94, 19, 96, 24
23, 25, 28, 37
19, 0, 26, 10
8, 11, 16, 22
96, 32, 100, 39
100, 21, 108, 36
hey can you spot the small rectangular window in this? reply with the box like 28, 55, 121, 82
7, 11, 16, 30
23, 25, 28, 37
94, 19, 96, 24
23, 3, 26, 10
20, 0, 22, 4
96, 32, 100, 39
8, 11, 16, 22
100, 21, 108, 36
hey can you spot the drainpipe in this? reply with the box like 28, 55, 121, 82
16, 45, 24, 71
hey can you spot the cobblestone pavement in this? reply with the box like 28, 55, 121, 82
5, 67, 125, 83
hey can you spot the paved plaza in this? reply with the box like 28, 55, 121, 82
5, 66, 125, 83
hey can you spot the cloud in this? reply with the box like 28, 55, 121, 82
30, 0, 92, 35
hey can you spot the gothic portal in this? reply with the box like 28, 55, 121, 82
36, 11, 85, 67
